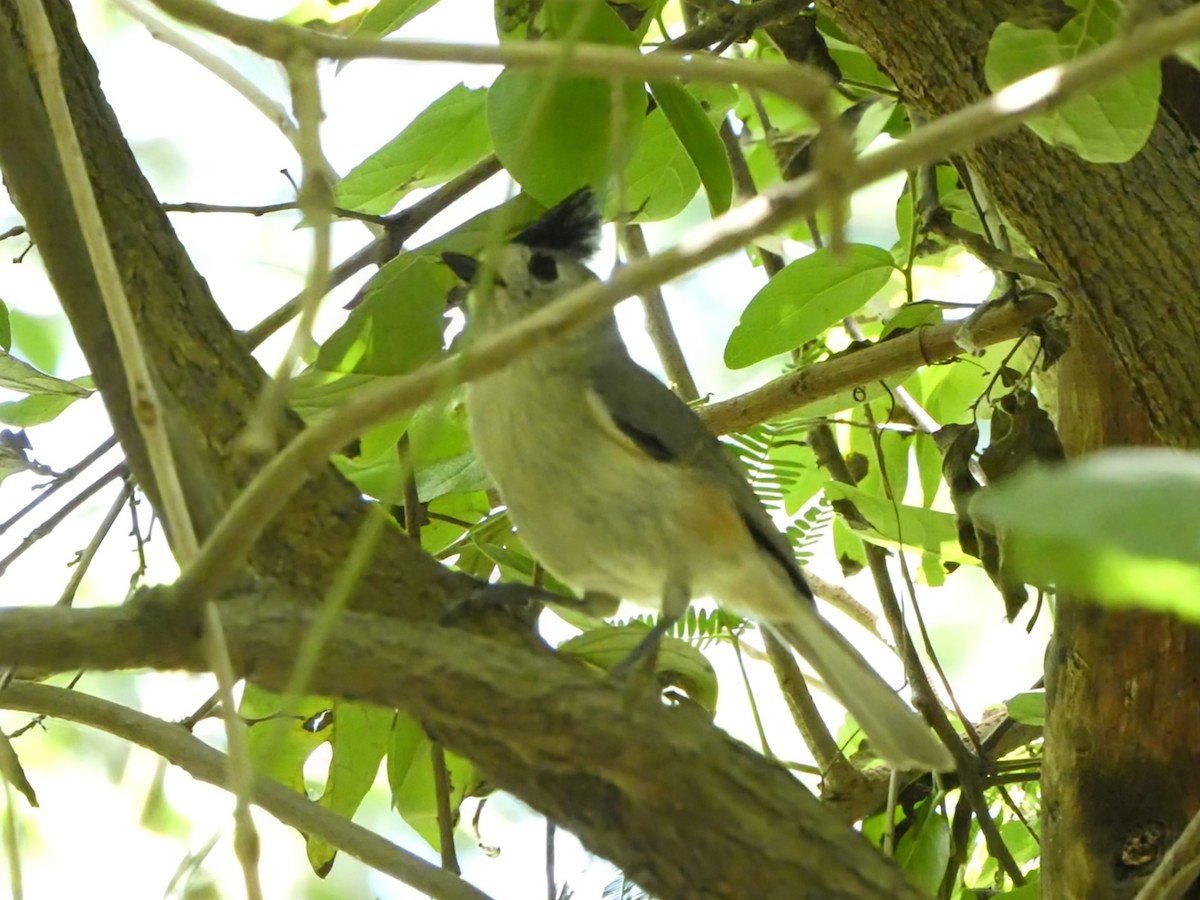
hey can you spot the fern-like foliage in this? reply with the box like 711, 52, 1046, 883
786, 497, 834, 567
723, 421, 830, 567
619, 606, 748, 649
600, 869, 653, 900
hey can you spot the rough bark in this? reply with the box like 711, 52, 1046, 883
0, 2, 922, 897
0, 594, 930, 900
823, 1, 1200, 896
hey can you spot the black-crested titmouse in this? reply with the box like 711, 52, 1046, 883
443, 191, 952, 771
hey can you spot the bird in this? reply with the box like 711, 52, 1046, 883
442, 189, 953, 771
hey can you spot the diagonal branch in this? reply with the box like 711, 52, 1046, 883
700, 293, 1054, 434
0, 593, 928, 900
0, 681, 494, 900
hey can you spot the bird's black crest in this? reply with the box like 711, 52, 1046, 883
514, 189, 600, 260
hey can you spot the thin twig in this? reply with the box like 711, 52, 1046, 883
242, 53, 335, 453
162, 199, 389, 225
241, 155, 502, 350
732, 631, 773, 758
0, 436, 118, 538
808, 424, 1025, 885
430, 742, 460, 873
763, 631, 844, 772
56, 476, 133, 607
663, 0, 803, 51
144, 0, 835, 118
802, 570, 886, 640
16, 0, 197, 562
624, 225, 699, 402
246, 501, 393, 794
0, 463, 127, 578
0, 682, 495, 900
924, 212, 1053, 282
109, 0, 299, 146
202, 604, 264, 900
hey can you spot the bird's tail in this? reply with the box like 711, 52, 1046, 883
771, 607, 954, 771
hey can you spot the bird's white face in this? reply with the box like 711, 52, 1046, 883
473, 242, 598, 329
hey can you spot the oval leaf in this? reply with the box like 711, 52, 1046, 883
337, 84, 492, 215
487, 0, 643, 204
724, 244, 896, 369
971, 449, 1200, 616
0, 349, 92, 396
649, 80, 733, 214
623, 107, 700, 221
1005, 691, 1046, 726
558, 624, 719, 713
984, 2, 1160, 164
316, 254, 451, 376
353, 0, 441, 38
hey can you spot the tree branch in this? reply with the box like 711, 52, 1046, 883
144, 0, 834, 116
0, 681, 494, 900
700, 293, 1055, 434
0, 593, 927, 900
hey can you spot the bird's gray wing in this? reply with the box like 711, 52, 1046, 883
586, 352, 812, 599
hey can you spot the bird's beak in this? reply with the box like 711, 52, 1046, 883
441, 252, 480, 283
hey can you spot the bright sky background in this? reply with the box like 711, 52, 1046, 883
0, 1, 1049, 897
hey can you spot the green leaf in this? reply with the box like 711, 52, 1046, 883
915, 432, 944, 508
0, 376, 93, 426
923, 344, 1012, 426
487, 0, 643, 204
686, 82, 740, 125
992, 871, 1041, 898
0, 731, 37, 807
0, 302, 10, 351
335, 401, 487, 503
316, 254, 450, 375
824, 481, 964, 562
724, 245, 896, 369
242, 685, 333, 791
388, 713, 479, 852
7, 310, 69, 374
649, 80, 733, 214
306, 702, 392, 874
488, 73, 643, 205
1005, 691, 1046, 726
623, 108, 700, 221
998, 820, 1042, 866
0, 430, 47, 485
850, 394, 912, 506
420, 491, 491, 555
882, 302, 943, 339
820, 33, 894, 91
557, 624, 719, 712
970, 449, 1200, 616
353, 0, 441, 38
337, 85, 492, 215
895, 798, 949, 894
0, 350, 92, 396
984, 1, 1161, 163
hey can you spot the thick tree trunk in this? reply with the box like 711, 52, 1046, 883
824, 1, 1200, 896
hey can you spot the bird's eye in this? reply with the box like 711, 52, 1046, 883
528, 252, 558, 282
